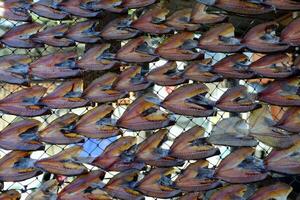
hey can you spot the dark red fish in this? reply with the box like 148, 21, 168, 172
216, 147, 267, 183
31, 24, 75, 47
275, 107, 300, 133
75, 105, 122, 139
197, 0, 271, 15
170, 126, 220, 160
216, 85, 261, 112
265, 140, 300, 174
179, 192, 204, 200
41, 79, 88, 109
58, 0, 101, 17
131, 6, 171, 34
209, 184, 247, 200
66, 20, 101, 43
81, 0, 125, 13
146, 61, 186, 86
116, 37, 157, 63
0, 151, 41, 182
191, 3, 226, 24
162, 83, 216, 117
212, 53, 254, 79
0, 119, 43, 151
77, 43, 119, 71
136, 129, 184, 167
166, 8, 200, 31
92, 136, 144, 171
243, 22, 289, 52
248, 182, 292, 200
208, 117, 258, 147
263, 0, 300, 10
83, 72, 127, 103
0, 189, 21, 200
175, 160, 221, 192
35, 146, 88, 176
117, 94, 176, 131
58, 170, 111, 200
113, 66, 153, 92
156, 32, 202, 61
104, 169, 144, 200
38, 113, 84, 145
0, 86, 50, 117
30, 0, 70, 20
137, 168, 181, 198
1, 23, 43, 48
281, 18, 300, 46
183, 58, 223, 83
249, 53, 294, 78
199, 23, 243, 53
101, 17, 140, 40
0, 54, 30, 85
30, 51, 80, 80
258, 77, 300, 106
26, 179, 59, 200
0, 0, 31, 22
122, 0, 156, 8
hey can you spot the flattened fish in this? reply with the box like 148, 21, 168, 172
66, 20, 101, 43
75, 105, 121, 139
209, 184, 247, 200
166, 8, 201, 31
38, 113, 84, 145
117, 94, 175, 131
30, 0, 70, 20
162, 83, 216, 117
170, 126, 220, 160
249, 182, 292, 200
0, 119, 43, 151
0, 86, 50, 116
26, 179, 59, 200
0, 0, 31, 21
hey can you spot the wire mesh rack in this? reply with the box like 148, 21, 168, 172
0, 1, 299, 200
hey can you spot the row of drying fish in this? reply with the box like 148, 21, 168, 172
1, 0, 158, 21
2, 48, 300, 86
2, 16, 300, 53
0, 173, 293, 200
0, 145, 297, 198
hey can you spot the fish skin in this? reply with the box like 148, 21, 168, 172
209, 184, 247, 200
131, 6, 172, 34
117, 94, 176, 131
0, 54, 31, 85
30, 51, 80, 80
35, 146, 88, 176
104, 169, 144, 200
30, 1, 70, 20
26, 179, 59, 200
0, 189, 21, 200
242, 22, 289, 53
83, 0, 126, 13
249, 182, 292, 200
0, 119, 44, 151
162, 83, 216, 117
137, 167, 182, 198
275, 107, 300, 133
216, 147, 268, 183
199, 23, 243, 53
58, 0, 101, 18
178, 192, 204, 200
77, 43, 120, 71
0, 151, 42, 182
92, 136, 145, 171
41, 79, 88, 109
31, 24, 75, 47
263, 0, 300, 10
116, 37, 158, 63
170, 126, 220, 160
83, 72, 127, 103
166, 8, 201, 31
281, 18, 300, 46
146, 61, 187, 86
0, 0, 31, 22
191, 3, 226, 24
0, 86, 51, 117
1, 22, 43, 48
122, 0, 156, 9
216, 85, 261, 112
75, 105, 122, 139
101, 17, 140, 40
66, 20, 101, 43
38, 113, 84, 145
156, 32, 203, 61
135, 129, 184, 167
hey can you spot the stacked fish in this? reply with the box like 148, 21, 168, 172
0, 0, 300, 199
